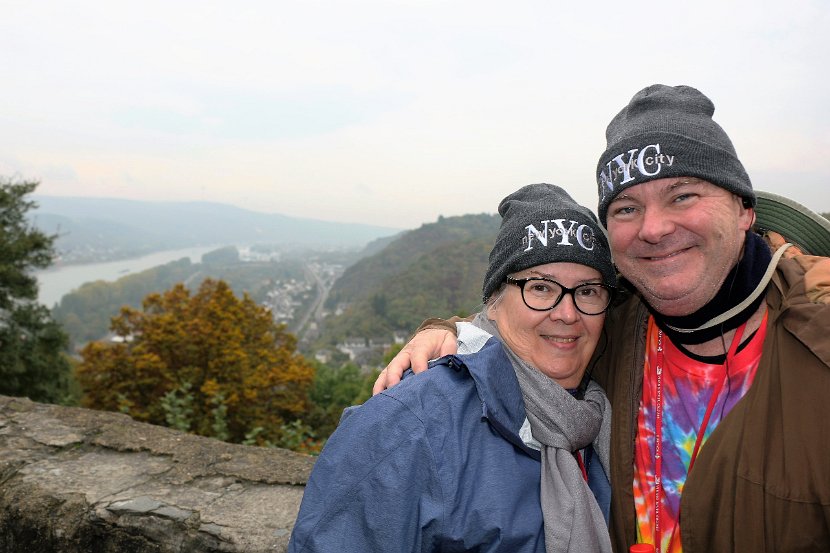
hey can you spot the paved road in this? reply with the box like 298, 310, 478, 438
293, 264, 334, 343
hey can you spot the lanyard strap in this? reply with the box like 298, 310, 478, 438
653, 321, 747, 552
575, 450, 588, 482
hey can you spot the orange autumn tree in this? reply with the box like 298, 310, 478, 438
76, 279, 315, 446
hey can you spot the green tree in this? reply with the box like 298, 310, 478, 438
307, 362, 377, 439
0, 178, 73, 402
76, 278, 315, 446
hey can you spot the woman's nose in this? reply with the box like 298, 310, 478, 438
549, 292, 579, 324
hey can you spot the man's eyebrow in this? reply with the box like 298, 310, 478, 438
671, 177, 704, 188
608, 177, 706, 206
608, 193, 633, 204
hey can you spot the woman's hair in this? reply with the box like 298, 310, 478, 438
484, 282, 508, 313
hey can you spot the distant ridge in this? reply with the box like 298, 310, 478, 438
30, 195, 403, 263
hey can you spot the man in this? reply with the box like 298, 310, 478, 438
377, 85, 830, 552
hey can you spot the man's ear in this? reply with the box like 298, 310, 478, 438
738, 197, 755, 231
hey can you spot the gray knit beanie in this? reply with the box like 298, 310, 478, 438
596, 84, 754, 226
482, 183, 616, 302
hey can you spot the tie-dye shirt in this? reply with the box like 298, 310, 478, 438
633, 314, 767, 552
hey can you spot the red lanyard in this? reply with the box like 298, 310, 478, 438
575, 450, 588, 482
652, 322, 747, 553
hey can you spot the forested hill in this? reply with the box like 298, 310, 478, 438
317, 213, 501, 346
31, 195, 401, 263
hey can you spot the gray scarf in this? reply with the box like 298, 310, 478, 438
472, 313, 612, 553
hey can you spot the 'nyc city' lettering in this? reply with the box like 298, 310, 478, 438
599, 143, 675, 198
523, 219, 595, 252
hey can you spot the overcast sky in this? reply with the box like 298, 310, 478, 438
2, 0, 828, 230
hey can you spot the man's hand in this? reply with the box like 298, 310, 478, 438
373, 328, 458, 394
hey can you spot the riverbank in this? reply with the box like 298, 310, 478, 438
35, 246, 223, 307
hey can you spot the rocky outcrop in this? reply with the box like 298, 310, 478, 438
0, 395, 314, 552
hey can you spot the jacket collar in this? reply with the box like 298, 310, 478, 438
451, 337, 540, 459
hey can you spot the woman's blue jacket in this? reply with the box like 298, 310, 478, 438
288, 337, 610, 552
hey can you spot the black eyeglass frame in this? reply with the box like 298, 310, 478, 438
505, 276, 614, 316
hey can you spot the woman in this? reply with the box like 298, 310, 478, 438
288, 183, 616, 553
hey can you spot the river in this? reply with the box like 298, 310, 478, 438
35, 246, 221, 307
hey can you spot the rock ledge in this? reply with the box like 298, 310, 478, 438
0, 395, 314, 552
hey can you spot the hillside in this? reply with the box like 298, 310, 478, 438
31, 196, 402, 264
317, 213, 501, 347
